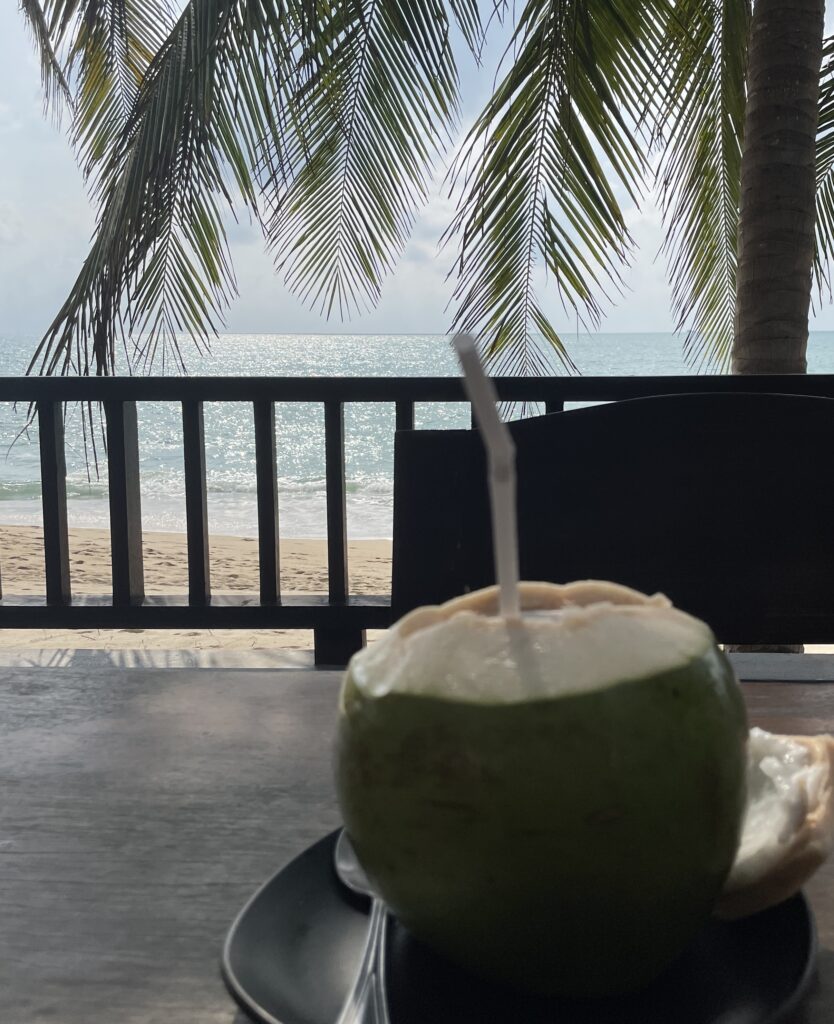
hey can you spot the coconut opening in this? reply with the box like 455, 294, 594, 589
725, 728, 829, 890
350, 581, 714, 703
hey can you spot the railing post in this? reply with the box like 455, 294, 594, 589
106, 400, 144, 606
395, 400, 414, 431
182, 400, 211, 605
253, 400, 280, 604
38, 401, 71, 605
546, 399, 564, 414
324, 400, 349, 603
317, 400, 365, 666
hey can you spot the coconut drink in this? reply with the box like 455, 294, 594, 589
336, 580, 748, 996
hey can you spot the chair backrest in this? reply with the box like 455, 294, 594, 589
391, 392, 834, 644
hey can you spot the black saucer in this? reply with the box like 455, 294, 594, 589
221, 831, 817, 1024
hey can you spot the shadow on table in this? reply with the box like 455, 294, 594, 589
0, 645, 315, 671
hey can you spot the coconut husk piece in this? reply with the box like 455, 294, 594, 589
717, 733, 834, 920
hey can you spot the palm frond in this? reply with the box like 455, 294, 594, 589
30, 0, 303, 379
814, 34, 834, 304
18, 0, 73, 114
446, 0, 665, 376
20, 0, 175, 181
65, 0, 176, 184
448, 0, 483, 59
654, 0, 749, 372
263, 0, 465, 319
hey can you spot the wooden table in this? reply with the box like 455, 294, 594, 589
1, 666, 831, 1023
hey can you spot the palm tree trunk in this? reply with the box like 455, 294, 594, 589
732, 0, 825, 374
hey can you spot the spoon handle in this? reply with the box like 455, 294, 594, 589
335, 898, 389, 1024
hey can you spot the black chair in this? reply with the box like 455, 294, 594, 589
391, 392, 834, 645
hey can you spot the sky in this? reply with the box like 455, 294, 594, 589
1, 5, 833, 342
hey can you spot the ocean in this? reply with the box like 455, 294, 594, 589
2, 332, 834, 539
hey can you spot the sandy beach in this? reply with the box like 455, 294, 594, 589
0, 524, 392, 651
3, 524, 831, 657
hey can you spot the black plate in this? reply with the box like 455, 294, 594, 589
221, 831, 817, 1024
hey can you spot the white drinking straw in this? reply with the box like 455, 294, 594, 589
453, 334, 521, 620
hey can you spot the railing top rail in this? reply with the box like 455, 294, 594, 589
2, 373, 834, 403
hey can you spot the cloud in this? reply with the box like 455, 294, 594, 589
0, 199, 21, 243
0, 100, 21, 135
224, 211, 261, 246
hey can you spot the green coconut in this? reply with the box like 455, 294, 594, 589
335, 581, 748, 998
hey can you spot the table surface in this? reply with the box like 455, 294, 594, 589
1, 666, 832, 1024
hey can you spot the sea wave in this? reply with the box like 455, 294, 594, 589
0, 471, 393, 502
0, 479, 107, 501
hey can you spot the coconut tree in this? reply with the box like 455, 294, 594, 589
733, 0, 825, 374
14, 0, 834, 379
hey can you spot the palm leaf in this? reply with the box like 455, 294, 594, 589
22, 0, 176, 182
814, 34, 834, 304
29, 0, 305, 378
653, 0, 749, 371
446, 0, 666, 376
448, 0, 483, 58
264, 0, 466, 318
18, 0, 73, 113
65, 0, 176, 184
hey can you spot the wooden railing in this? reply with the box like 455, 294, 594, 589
3, 373, 834, 665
